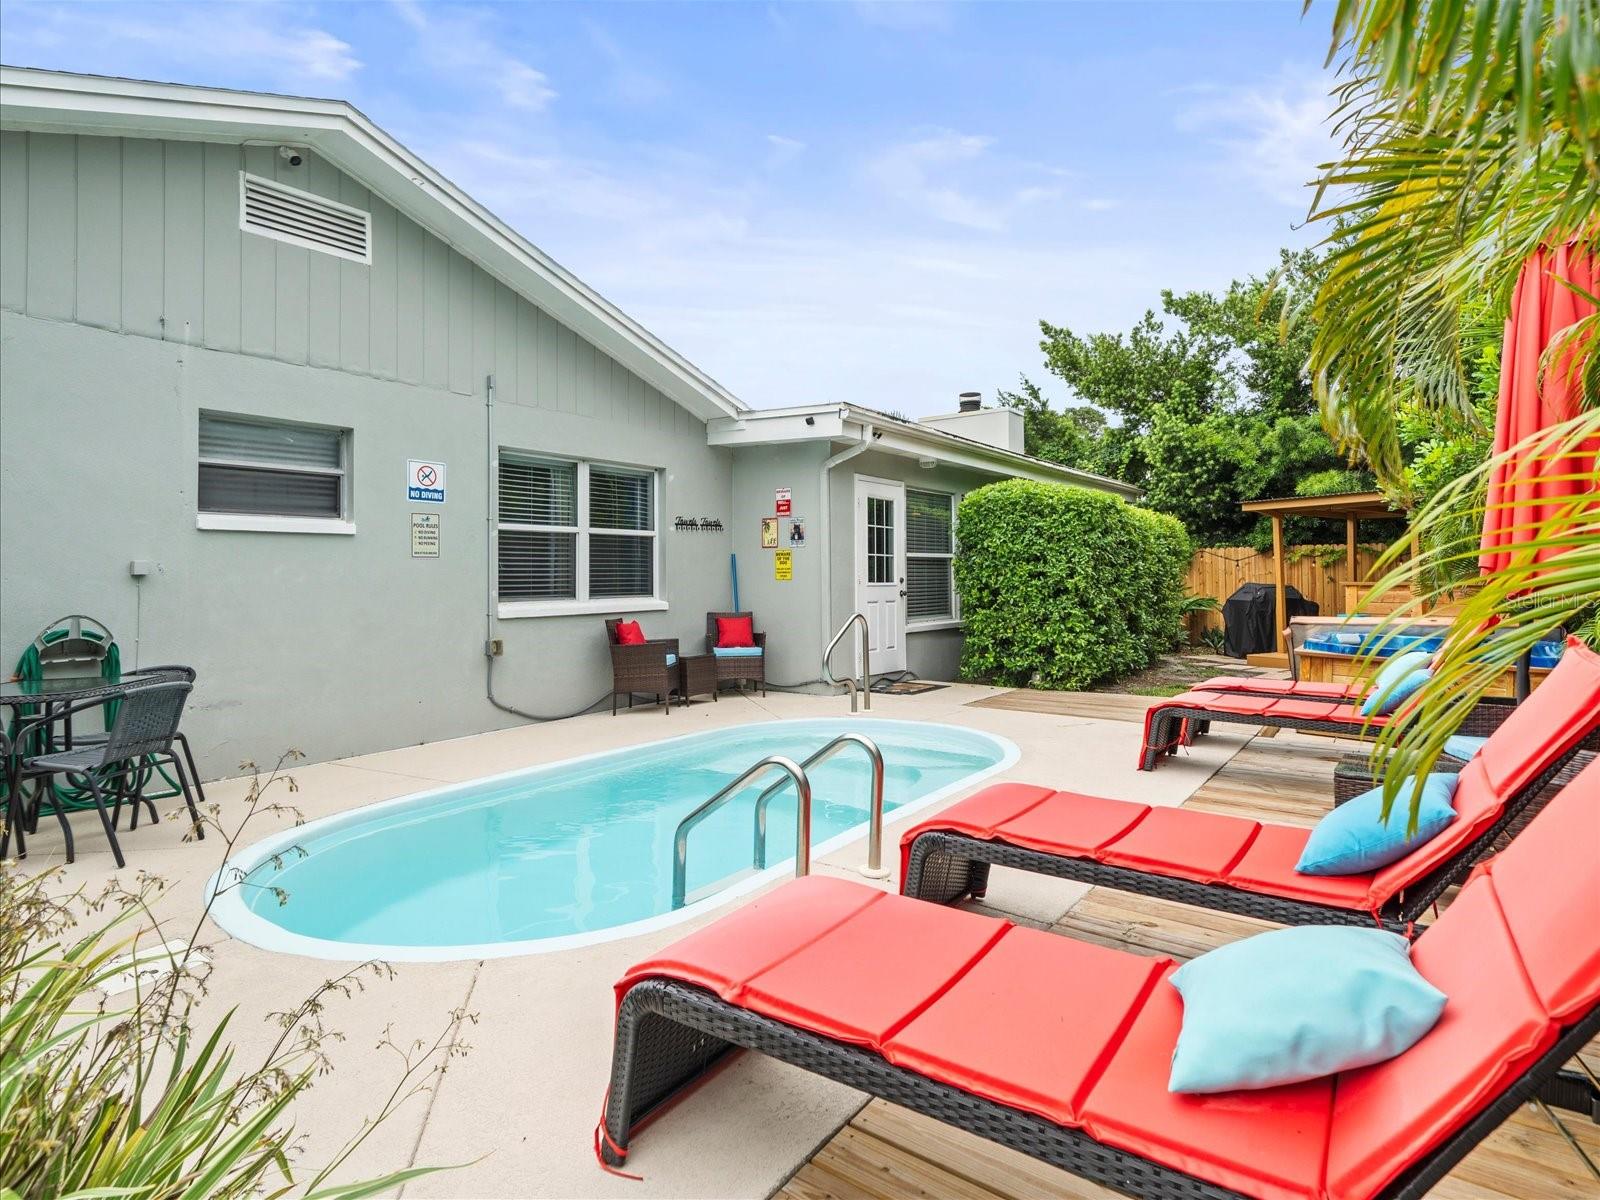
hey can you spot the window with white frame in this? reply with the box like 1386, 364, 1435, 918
198, 413, 348, 521
498, 454, 658, 607
906, 489, 956, 623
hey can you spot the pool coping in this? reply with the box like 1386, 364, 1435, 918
205, 717, 1020, 962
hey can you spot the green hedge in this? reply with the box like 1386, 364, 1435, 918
954, 480, 1192, 690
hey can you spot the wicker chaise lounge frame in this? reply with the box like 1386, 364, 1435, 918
600, 978, 1599, 1200
604, 620, 680, 715
704, 612, 766, 695
1138, 694, 1514, 772
903, 735, 1598, 931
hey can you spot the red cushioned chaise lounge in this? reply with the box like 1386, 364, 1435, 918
600, 758, 1600, 1200
1132, 640, 1598, 772
900, 638, 1600, 929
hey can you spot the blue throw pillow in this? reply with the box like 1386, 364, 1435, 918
1296, 773, 1459, 875
1168, 926, 1446, 1093
1360, 664, 1432, 717
1442, 734, 1488, 761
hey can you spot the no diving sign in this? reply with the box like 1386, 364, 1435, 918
407, 460, 446, 503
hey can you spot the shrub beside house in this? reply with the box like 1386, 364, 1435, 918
954, 480, 1191, 690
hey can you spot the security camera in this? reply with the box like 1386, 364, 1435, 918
278, 146, 304, 167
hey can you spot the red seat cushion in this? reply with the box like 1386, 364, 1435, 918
1221, 824, 1375, 911
739, 890, 1009, 1048
1325, 875, 1556, 1199
898, 783, 1057, 882
715, 615, 755, 648
992, 792, 1151, 858
614, 874, 878, 1007
614, 620, 646, 645
884, 928, 1170, 1127
1165, 692, 1280, 716
1191, 677, 1361, 699
1263, 697, 1361, 723
1098, 807, 1260, 884
1475, 638, 1600, 799
1080, 967, 1334, 1200
1478, 757, 1600, 1022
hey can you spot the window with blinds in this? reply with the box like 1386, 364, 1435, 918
497, 454, 658, 607
906, 489, 956, 622
198, 413, 347, 520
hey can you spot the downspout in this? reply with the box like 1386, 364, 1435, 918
484, 374, 543, 722
818, 416, 873, 657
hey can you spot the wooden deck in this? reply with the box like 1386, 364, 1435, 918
777, 730, 1600, 1200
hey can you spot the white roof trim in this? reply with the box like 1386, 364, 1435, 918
709, 403, 1142, 499
0, 66, 746, 422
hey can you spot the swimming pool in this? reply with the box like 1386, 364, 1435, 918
208, 718, 1016, 961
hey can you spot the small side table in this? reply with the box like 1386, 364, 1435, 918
678, 654, 719, 705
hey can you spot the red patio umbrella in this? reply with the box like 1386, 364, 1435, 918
1477, 242, 1600, 695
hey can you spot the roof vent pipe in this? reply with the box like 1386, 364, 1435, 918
958, 392, 982, 413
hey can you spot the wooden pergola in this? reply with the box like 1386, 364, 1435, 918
1238, 491, 1407, 659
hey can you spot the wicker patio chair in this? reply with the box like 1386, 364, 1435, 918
1, 680, 199, 868
605, 620, 680, 716
599, 761, 1600, 1199
704, 612, 766, 696
901, 641, 1600, 931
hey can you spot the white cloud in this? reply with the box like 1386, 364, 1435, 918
866, 131, 1007, 231
388, 0, 555, 112
1081, 197, 1117, 212
0, 1, 360, 87
765, 134, 807, 169
1174, 71, 1337, 210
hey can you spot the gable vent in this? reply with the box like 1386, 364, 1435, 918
239, 171, 371, 264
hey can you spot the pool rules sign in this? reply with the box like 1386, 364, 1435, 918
410, 513, 439, 558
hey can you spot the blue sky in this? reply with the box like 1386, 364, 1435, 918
1, 1, 1343, 415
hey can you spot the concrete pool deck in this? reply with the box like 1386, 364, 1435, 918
15, 683, 1250, 1199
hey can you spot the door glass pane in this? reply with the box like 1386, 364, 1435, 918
866, 496, 895, 585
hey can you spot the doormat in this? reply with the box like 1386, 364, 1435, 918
870, 679, 947, 695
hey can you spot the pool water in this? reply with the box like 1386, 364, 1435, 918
209, 719, 1015, 960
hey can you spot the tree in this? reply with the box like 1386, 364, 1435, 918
1039, 309, 1227, 434
1306, 0, 1600, 817
1020, 251, 1351, 544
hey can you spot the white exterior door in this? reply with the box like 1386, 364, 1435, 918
855, 476, 907, 673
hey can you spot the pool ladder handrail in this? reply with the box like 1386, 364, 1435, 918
672, 755, 811, 910
824, 612, 872, 712
753, 733, 887, 878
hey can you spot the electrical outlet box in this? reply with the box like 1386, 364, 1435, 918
485, 638, 504, 657
129, 560, 157, 577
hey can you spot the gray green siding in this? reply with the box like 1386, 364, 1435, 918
0, 131, 699, 437
0, 131, 731, 773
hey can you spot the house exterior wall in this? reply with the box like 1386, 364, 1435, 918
825, 449, 996, 683
728, 443, 829, 686
0, 132, 732, 773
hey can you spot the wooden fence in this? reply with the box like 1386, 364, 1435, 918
1185, 545, 1387, 637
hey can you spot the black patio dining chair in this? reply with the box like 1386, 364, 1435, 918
69, 665, 208, 828
1, 680, 200, 869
